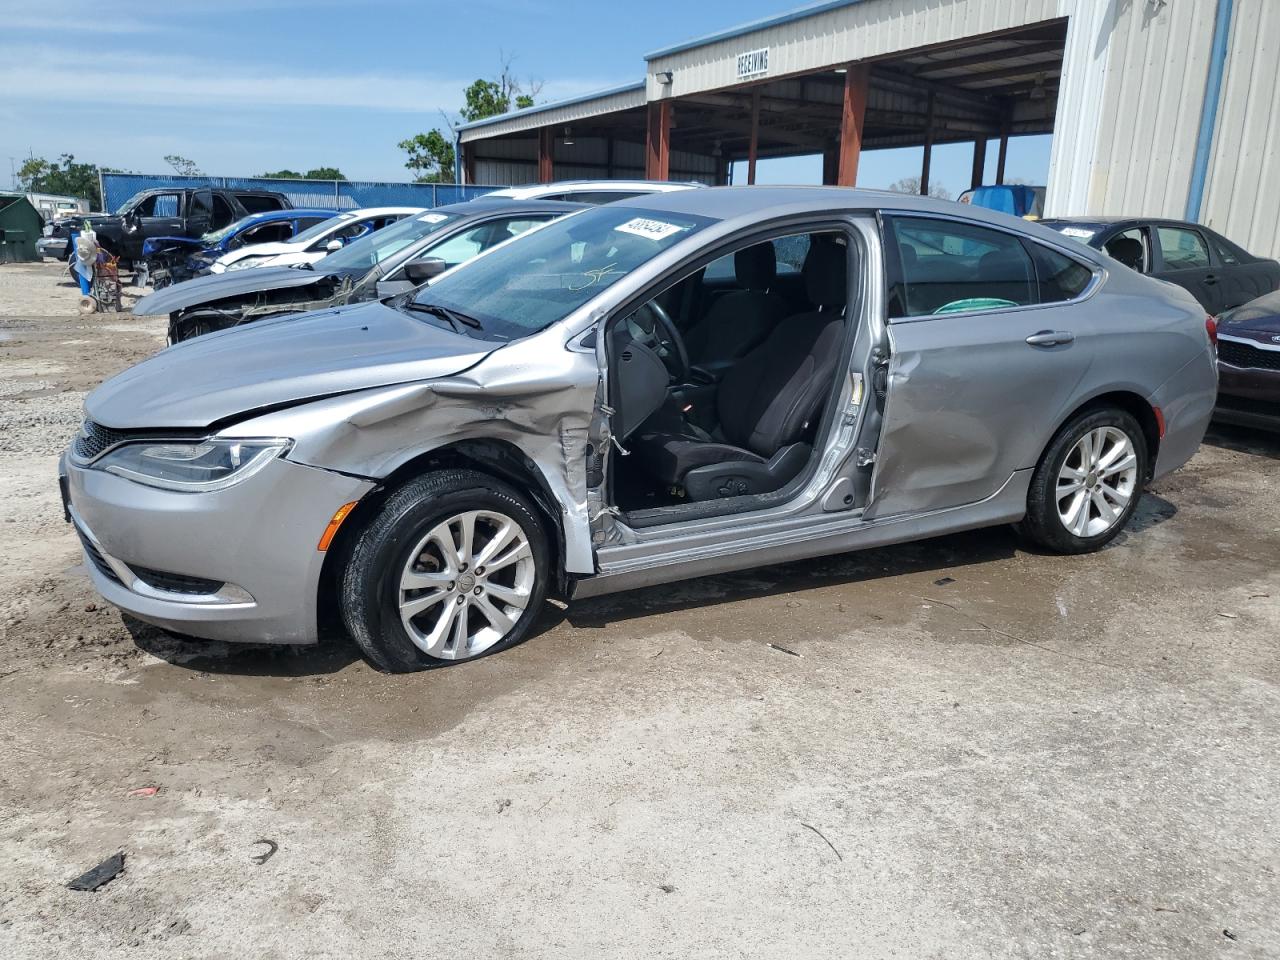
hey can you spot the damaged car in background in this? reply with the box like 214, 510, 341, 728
134, 199, 585, 342
64, 188, 1216, 673
138, 208, 335, 287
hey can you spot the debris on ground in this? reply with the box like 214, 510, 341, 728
66, 852, 125, 891
658, 883, 676, 894
933, 577, 956, 586
767, 643, 801, 657
250, 839, 278, 866
496, 798, 512, 814
128, 786, 160, 798
1223, 929, 1238, 941
799, 822, 842, 861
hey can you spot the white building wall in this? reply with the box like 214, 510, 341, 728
1049, 0, 1279, 259
1201, 0, 1280, 259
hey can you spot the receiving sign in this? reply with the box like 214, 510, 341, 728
736, 47, 770, 80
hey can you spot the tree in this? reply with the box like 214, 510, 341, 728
257, 167, 347, 180
397, 53, 540, 183
887, 176, 951, 201
164, 154, 202, 176
397, 131, 455, 183
17, 154, 104, 209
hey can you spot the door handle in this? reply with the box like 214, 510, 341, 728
1204, 274, 1218, 285
1025, 330, 1075, 347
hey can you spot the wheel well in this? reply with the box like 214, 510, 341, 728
1061, 391, 1161, 475
315, 439, 569, 638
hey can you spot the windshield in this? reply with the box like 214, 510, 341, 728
285, 212, 354, 246
201, 215, 257, 245
318, 211, 458, 273
411, 205, 715, 339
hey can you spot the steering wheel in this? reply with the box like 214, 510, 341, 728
625, 299, 689, 382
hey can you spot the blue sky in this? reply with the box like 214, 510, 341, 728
1, 0, 1051, 199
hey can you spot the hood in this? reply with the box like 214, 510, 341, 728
87, 299, 497, 429
1219, 292, 1280, 344
133, 266, 344, 315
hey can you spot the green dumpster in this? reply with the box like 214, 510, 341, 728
0, 193, 42, 263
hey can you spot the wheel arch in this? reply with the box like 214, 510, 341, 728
316, 437, 570, 638
1045, 388, 1161, 478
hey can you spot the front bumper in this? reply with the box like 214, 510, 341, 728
37, 237, 69, 260
61, 452, 375, 644
1215, 361, 1280, 431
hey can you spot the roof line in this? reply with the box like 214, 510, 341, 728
456, 81, 647, 132
644, 0, 867, 60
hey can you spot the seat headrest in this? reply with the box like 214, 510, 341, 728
802, 239, 847, 308
1106, 237, 1143, 270
978, 249, 1031, 279
734, 243, 777, 291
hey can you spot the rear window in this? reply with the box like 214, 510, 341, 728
236, 193, 287, 213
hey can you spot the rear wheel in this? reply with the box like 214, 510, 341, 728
1019, 407, 1147, 554
340, 470, 549, 672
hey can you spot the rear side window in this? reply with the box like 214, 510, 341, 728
1209, 234, 1241, 265
1029, 243, 1093, 303
236, 193, 286, 213
887, 217, 1036, 317
1157, 226, 1211, 270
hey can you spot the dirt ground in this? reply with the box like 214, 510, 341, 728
1, 259, 1278, 959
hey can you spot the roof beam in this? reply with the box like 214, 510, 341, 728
912, 41, 1065, 77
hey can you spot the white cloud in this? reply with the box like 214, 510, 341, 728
0, 45, 617, 115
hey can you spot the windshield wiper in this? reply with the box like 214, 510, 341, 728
403, 300, 483, 331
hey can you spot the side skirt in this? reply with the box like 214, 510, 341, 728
570, 469, 1030, 600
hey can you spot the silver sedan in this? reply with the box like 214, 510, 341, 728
60, 187, 1217, 671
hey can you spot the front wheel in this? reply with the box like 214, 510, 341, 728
340, 470, 550, 672
1018, 407, 1147, 554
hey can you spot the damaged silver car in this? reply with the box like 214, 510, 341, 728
60, 188, 1217, 672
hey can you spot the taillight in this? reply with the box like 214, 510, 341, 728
1205, 315, 1218, 346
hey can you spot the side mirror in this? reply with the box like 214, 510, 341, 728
403, 256, 448, 285
325, 238, 344, 252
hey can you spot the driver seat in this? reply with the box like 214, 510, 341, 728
1105, 236, 1145, 272
632, 239, 848, 501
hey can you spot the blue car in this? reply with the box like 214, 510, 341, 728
140, 208, 334, 287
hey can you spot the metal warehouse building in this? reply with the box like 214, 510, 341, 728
457, 0, 1280, 258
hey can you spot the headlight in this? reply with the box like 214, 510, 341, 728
227, 256, 271, 271
96, 438, 290, 491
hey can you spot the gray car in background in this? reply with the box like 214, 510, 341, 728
61, 187, 1216, 672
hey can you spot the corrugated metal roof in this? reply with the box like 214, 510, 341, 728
457, 82, 646, 138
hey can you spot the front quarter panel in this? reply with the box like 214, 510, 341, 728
226, 322, 601, 574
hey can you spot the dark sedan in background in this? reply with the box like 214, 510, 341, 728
1044, 216, 1280, 314
1214, 289, 1280, 431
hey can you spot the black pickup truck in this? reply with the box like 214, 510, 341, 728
40, 187, 291, 265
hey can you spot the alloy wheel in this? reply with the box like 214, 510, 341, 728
1055, 426, 1139, 538
397, 510, 535, 660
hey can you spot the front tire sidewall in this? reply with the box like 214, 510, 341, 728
1023, 408, 1148, 554
342, 472, 549, 672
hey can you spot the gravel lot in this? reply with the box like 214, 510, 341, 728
1, 260, 1278, 959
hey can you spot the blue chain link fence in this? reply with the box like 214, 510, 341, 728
100, 172, 498, 214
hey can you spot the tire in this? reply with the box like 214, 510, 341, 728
172, 310, 227, 343
1018, 407, 1148, 554
340, 470, 550, 672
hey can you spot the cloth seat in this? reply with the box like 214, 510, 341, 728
685, 243, 790, 363
632, 239, 848, 497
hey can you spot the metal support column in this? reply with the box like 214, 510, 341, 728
837, 63, 870, 187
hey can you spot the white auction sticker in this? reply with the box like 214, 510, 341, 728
417, 213, 449, 223
1058, 227, 1096, 240
614, 217, 687, 241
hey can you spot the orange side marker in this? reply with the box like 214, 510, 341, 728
317, 501, 359, 551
